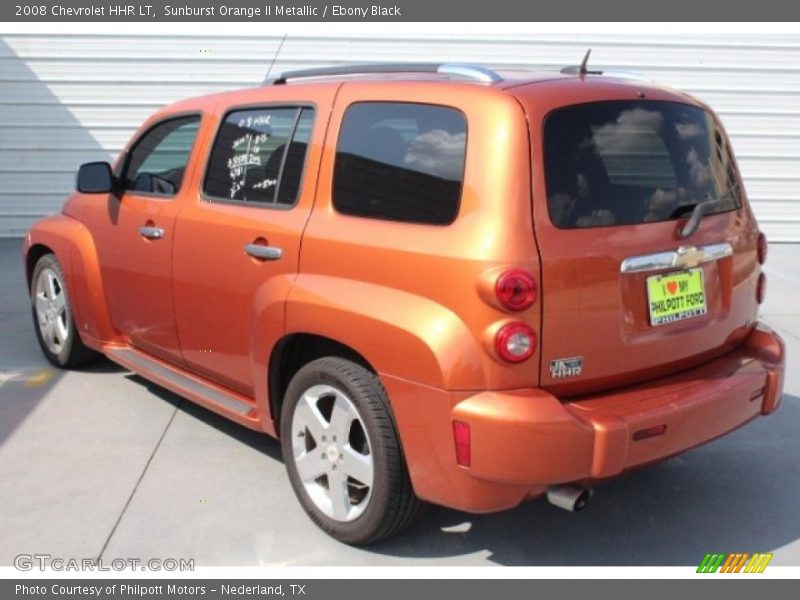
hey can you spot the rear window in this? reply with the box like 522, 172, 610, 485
333, 102, 467, 225
543, 100, 741, 228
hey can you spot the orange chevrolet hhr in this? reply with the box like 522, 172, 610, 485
24, 61, 785, 544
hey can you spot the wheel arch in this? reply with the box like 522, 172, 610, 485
25, 243, 55, 289
268, 333, 375, 437
24, 215, 118, 349
262, 275, 486, 435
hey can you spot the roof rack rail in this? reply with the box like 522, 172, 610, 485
264, 62, 503, 85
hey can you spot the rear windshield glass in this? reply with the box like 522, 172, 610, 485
543, 100, 741, 229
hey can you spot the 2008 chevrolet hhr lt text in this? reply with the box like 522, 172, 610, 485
23, 61, 785, 544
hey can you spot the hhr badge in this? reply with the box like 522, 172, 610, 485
550, 356, 583, 379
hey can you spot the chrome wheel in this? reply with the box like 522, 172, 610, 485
34, 267, 69, 355
290, 384, 374, 522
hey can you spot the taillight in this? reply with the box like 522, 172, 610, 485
757, 232, 768, 265
495, 269, 537, 311
757, 273, 767, 304
495, 322, 536, 363
452, 421, 471, 467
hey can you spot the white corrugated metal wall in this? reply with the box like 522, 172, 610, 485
1, 32, 798, 239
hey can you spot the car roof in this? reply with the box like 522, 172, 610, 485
157, 64, 699, 117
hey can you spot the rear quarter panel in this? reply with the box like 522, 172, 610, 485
290, 81, 541, 391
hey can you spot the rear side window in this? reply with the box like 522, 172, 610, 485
333, 102, 467, 225
123, 115, 200, 196
543, 100, 741, 228
204, 106, 314, 206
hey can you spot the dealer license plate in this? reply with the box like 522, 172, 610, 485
646, 268, 708, 326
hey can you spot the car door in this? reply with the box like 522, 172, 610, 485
88, 114, 203, 365
171, 93, 331, 397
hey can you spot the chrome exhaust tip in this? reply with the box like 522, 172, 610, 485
546, 484, 592, 512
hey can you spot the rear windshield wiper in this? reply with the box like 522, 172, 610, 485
675, 186, 739, 239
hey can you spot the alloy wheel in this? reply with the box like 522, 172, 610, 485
290, 384, 374, 522
34, 267, 69, 355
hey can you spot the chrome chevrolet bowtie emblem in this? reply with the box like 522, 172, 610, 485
674, 246, 709, 269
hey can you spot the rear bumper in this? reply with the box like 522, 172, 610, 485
386, 322, 785, 513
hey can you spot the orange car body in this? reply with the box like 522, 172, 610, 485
23, 69, 785, 513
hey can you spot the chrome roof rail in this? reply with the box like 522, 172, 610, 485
264, 62, 503, 85
437, 63, 503, 83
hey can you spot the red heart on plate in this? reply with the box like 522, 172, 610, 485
666, 281, 678, 295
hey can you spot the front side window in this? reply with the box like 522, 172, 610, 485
543, 100, 741, 228
204, 106, 314, 206
123, 116, 200, 196
333, 102, 467, 225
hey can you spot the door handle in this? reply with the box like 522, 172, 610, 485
139, 225, 165, 240
244, 243, 283, 261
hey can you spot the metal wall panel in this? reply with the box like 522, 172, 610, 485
0, 32, 798, 239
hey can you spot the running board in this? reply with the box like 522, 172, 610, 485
105, 346, 256, 420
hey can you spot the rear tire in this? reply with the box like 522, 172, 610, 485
30, 254, 97, 368
281, 357, 422, 544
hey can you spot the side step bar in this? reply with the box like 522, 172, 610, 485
105, 346, 257, 422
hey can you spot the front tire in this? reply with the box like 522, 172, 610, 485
30, 254, 97, 368
281, 357, 422, 544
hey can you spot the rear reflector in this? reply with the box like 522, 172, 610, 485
757, 232, 768, 265
632, 424, 667, 441
452, 420, 471, 467
756, 273, 767, 304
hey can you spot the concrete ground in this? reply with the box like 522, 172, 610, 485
0, 237, 798, 567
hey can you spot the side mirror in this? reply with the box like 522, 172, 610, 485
76, 162, 117, 194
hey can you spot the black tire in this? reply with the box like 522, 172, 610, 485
30, 253, 97, 368
280, 357, 422, 544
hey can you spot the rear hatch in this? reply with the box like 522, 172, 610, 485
511, 79, 762, 397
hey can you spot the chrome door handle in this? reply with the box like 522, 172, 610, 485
139, 226, 164, 240
244, 243, 283, 260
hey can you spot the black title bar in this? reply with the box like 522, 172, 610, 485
3, 0, 800, 21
